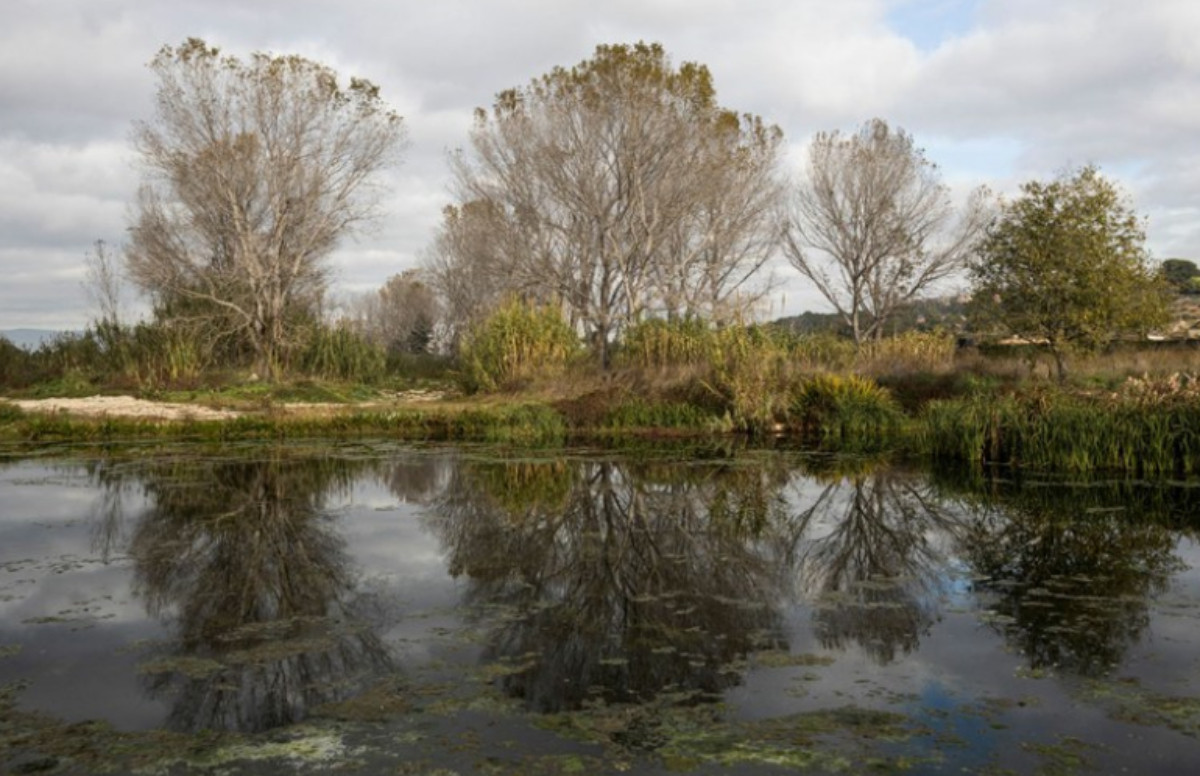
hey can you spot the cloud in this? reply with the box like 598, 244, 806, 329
0, 0, 1198, 328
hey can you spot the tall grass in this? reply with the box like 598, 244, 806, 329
458, 299, 580, 394
706, 324, 799, 434
621, 319, 798, 432
856, 331, 957, 375
602, 399, 731, 433
0, 402, 568, 446
616, 320, 951, 435
297, 324, 387, 382
920, 379, 1200, 475
619, 316, 716, 368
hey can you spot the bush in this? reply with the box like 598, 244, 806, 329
458, 300, 580, 393
0, 400, 24, 424
790, 373, 904, 450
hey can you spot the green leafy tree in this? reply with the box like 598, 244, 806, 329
969, 166, 1169, 381
1160, 258, 1200, 294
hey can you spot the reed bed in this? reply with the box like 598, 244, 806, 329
921, 377, 1200, 475
602, 399, 730, 433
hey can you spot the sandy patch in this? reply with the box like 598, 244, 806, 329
6, 389, 449, 421
8, 395, 240, 421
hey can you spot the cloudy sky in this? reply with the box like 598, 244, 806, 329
2, 0, 1198, 330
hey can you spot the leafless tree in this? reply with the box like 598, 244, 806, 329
348, 269, 440, 354
784, 119, 989, 344
438, 43, 784, 365
125, 38, 405, 377
83, 239, 126, 328
423, 200, 517, 348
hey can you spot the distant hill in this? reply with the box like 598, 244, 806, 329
772, 296, 969, 337
0, 329, 68, 349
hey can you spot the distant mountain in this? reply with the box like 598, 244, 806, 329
0, 329, 67, 349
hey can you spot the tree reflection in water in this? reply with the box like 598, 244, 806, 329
91, 454, 394, 732
953, 477, 1196, 677
784, 461, 968, 665
427, 458, 793, 712
75, 448, 1200, 729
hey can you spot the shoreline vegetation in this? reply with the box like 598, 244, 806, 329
5, 318, 1200, 475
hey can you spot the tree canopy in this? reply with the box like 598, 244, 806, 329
969, 165, 1170, 380
784, 119, 989, 345
126, 38, 406, 377
430, 42, 784, 366
1161, 258, 1200, 294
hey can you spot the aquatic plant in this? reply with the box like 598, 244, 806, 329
602, 399, 730, 433
920, 388, 1200, 475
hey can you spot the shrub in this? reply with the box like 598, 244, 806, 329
0, 400, 24, 424
790, 373, 904, 450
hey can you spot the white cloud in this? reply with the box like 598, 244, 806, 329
1, 0, 1198, 328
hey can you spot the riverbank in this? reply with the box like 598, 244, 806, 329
5, 368, 1200, 476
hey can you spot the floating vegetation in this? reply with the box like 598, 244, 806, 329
1080, 678, 1200, 738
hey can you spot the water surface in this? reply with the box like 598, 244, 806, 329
2, 444, 1198, 773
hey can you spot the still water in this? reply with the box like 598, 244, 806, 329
1, 443, 1199, 774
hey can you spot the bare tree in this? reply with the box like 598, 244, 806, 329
440, 43, 784, 366
424, 200, 517, 348
784, 119, 988, 344
125, 39, 405, 377
350, 269, 440, 354
83, 239, 126, 328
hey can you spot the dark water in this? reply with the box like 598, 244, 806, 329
2, 444, 1199, 774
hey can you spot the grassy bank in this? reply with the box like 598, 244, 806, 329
0, 400, 568, 446
6, 316, 1200, 474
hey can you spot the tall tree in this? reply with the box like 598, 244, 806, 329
126, 39, 405, 378
969, 165, 1170, 381
437, 42, 784, 366
424, 201, 514, 348
784, 119, 988, 344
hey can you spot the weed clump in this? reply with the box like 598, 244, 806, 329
790, 374, 904, 450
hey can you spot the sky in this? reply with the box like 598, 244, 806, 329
2, 0, 1199, 330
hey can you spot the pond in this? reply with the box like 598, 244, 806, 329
1, 442, 1199, 774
